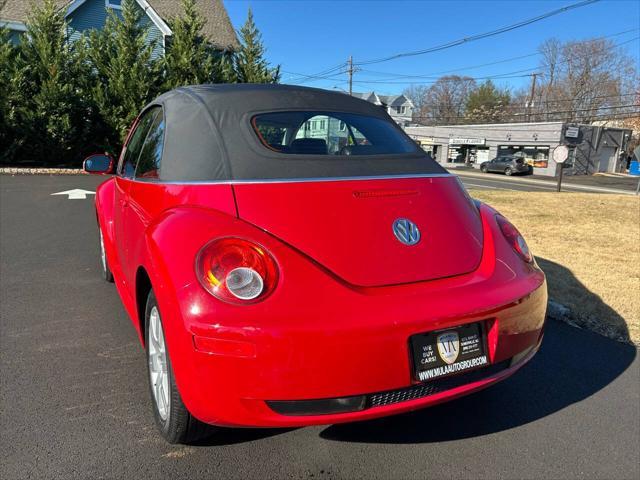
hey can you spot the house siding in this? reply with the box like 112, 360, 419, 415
66, 0, 165, 58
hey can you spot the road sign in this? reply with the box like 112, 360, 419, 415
51, 189, 95, 200
565, 126, 579, 139
553, 145, 569, 164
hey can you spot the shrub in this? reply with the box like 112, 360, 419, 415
0, 2, 279, 166
6, 0, 91, 165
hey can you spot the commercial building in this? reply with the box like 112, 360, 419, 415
405, 121, 633, 176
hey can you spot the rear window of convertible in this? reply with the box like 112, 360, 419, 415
252, 111, 419, 156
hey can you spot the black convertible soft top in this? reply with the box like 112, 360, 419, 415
147, 84, 446, 181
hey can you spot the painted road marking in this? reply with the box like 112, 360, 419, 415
51, 189, 96, 200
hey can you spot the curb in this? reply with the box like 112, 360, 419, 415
547, 299, 634, 346
0, 168, 85, 175
451, 169, 638, 195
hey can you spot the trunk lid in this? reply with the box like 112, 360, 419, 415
233, 176, 483, 287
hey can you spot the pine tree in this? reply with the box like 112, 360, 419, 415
11, 0, 90, 165
465, 80, 511, 123
83, 0, 161, 149
0, 27, 19, 162
164, 0, 221, 89
234, 9, 280, 84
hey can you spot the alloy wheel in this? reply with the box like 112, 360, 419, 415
99, 229, 107, 273
148, 306, 170, 421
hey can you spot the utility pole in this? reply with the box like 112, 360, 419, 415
526, 73, 540, 122
347, 55, 354, 96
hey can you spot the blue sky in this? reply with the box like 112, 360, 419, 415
224, 0, 640, 95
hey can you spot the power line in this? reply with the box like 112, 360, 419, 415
353, 0, 601, 66
282, 33, 639, 90
282, 61, 347, 83
409, 105, 640, 123
355, 27, 638, 81
406, 93, 638, 110
343, 36, 640, 85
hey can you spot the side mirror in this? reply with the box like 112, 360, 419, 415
83, 154, 114, 175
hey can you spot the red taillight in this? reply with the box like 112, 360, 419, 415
195, 238, 278, 303
495, 215, 533, 263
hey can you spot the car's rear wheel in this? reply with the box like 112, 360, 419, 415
480, 164, 488, 173
99, 227, 114, 283
504, 167, 513, 176
145, 291, 210, 444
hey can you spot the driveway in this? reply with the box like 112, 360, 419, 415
1, 175, 638, 479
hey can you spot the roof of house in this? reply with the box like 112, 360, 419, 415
379, 94, 413, 108
0, 0, 238, 50
352, 91, 414, 109
352, 92, 381, 104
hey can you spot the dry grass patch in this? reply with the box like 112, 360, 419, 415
471, 191, 640, 345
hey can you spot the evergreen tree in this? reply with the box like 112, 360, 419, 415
465, 80, 511, 123
234, 9, 280, 84
83, 0, 161, 150
11, 0, 90, 165
0, 27, 19, 162
219, 50, 238, 83
164, 0, 221, 89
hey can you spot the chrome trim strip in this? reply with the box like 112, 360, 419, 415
128, 173, 453, 186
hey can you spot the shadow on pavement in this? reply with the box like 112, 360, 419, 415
191, 427, 297, 447
320, 321, 635, 444
194, 257, 636, 446
320, 258, 636, 444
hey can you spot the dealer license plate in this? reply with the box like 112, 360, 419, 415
410, 322, 488, 382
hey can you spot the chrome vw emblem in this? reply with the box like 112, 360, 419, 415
392, 218, 421, 246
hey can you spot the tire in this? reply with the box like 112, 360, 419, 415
145, 290, 211, 444
99, 226, 114, 283
480, 164, 488, 173
504, 167, 513, 176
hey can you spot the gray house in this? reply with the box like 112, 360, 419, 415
0, 0, 238, 57
352, 92, 414, 127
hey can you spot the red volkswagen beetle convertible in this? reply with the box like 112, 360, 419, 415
85, 84, 547, 443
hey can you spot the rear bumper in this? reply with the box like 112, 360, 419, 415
171, 279, 547, 427
150, 203, 547, 427
261, 341, 541, 425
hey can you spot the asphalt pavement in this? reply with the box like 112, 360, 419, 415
1, 174, 639, 480
454, 169, 640, 194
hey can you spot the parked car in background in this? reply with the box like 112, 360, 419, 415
84, 84, 547, 444
480, 156, 532, 175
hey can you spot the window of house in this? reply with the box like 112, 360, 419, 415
105, 0, 123, 9
395, 106, 406, 114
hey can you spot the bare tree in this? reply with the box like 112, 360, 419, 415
539, 38, 562, 88
413, 75, 476, 124
402, 84, 430, 122
531, 38, 638, 123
